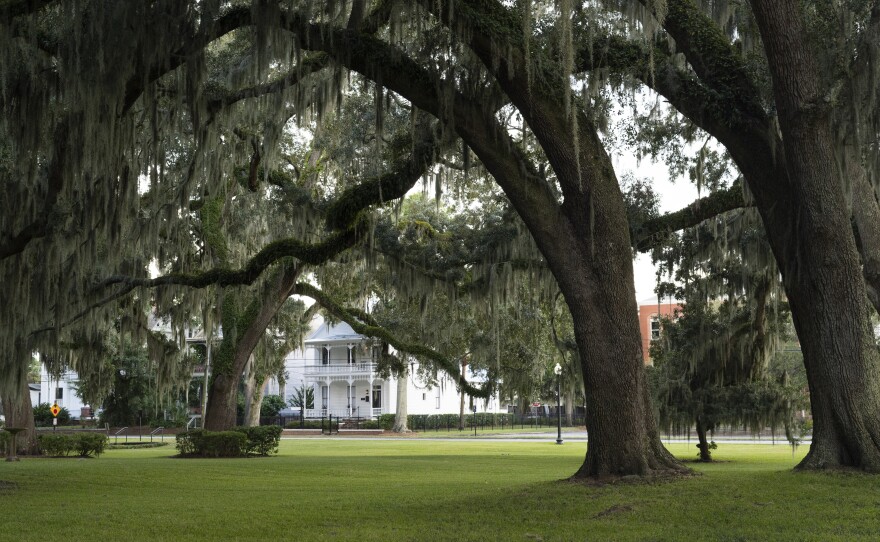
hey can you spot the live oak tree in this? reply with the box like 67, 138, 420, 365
579, 0, 880, 471
9, 0, 876, 477
2, 0, 681, 478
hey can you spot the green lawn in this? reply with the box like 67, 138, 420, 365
1, 440, 877, 541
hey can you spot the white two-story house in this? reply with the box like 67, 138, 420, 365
267, 320, 504, 419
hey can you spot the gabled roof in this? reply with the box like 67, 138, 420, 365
304, 321, 368, 345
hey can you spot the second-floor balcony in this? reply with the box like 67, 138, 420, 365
304, 362, 378, 378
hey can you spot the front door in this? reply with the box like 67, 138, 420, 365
372, 385, 381, 409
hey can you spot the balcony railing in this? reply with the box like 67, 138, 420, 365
304, 362, 377, 376
304, 407, 384, 419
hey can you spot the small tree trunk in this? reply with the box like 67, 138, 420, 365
695, 419, 712, 462
248, 385, 264, 428
242, 356, 263, 427
0, 380, 37, 455
458, 360, 467, 430
392, 366, 409, 433
242, 355, 255, 425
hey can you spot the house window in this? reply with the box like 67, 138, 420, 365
347, 347, 354, 365
422, 393, 426, 401
321, 386, 328, 409
372, 385, 382, 408
347, 385, 356, 409
321, 346, 330, 365
650, 317, 661, 341
55, 387, 63, 400
435, 388, 441, 409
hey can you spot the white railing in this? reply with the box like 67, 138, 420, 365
304, 408, 351, 418
304, 362, 377, 376
303, 407, 381, 419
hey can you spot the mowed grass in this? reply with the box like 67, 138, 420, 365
1, 439, 878, 541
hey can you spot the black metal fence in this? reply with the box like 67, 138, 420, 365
397, 413, 586, 432
238, 414, 378, 430
240, 410, 586, 432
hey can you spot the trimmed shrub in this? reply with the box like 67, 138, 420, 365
175, 429, 205, 456
200, 431, 247, 458
378, 414, 395, 430
38, 433, 106, 457
284, 420, 322, 429
38, 434, 75, 456
355, 420, 380, 430
175, 429, 248, 457
234, 425, 282, 456
73, 433, 108, 457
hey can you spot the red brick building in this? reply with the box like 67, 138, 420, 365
637, 298, 683, 364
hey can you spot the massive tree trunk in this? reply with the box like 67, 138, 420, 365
563, 236, 681, 478
204, 266, 299, 430
0, 380, 37, 455
748, 0, 880, 471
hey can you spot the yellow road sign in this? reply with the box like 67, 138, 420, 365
50, 403, 60, 417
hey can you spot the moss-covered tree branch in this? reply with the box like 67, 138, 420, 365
325, 117, 440, 231
205, 53, 332, 115
632, 181, 749, 252
295, 282, 493, 399
0, 118, 68, 260
640, 0, 767, 123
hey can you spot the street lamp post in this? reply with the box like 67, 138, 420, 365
554, 363, 563, 445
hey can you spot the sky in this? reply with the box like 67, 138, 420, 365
611, 152, 700, 304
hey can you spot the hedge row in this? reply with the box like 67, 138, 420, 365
377, 413, 519, 430
175, 426, 282, 457
38, 433, 108, 457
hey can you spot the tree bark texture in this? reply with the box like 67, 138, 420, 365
0, 379, 37, 454
748, 0, 880, 471
850, 161, 880, 315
